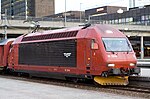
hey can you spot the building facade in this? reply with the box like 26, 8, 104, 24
1, 0, 55, 18
46, 11, 85, 20
89, 5, 150, 25
85, 6, 127, 18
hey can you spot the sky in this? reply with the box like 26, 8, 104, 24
55, 0, 150, 14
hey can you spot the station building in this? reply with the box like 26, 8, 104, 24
85, 6, 127, 18
45, 10, 85, 23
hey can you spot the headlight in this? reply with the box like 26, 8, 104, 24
130, 63, 135, 66
108, 64, 115, 67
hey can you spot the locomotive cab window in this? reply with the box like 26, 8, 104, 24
91, 39, 98, 50
102, 38, 132, 52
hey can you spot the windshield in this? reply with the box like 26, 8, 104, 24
102, 38, 132, 52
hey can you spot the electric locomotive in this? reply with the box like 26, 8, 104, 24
1, 24, 140, 85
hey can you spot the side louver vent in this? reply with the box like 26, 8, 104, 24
22, 31, 78, 42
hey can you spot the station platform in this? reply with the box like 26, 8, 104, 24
0, 77, 138, 99
137, 59, 150, 77
137, 59, 150, 68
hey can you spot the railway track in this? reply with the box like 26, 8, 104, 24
108, 85, 150, 94
0, 74, 150, 98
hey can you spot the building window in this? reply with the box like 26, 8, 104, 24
115, 19, 118, 24
126, 17, 133, 23
118, 19, 122, 23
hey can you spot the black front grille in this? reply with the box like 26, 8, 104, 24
19, 40, 77, 67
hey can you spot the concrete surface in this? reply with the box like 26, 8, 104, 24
0, 77, 143, 99
140, 68, 150, 77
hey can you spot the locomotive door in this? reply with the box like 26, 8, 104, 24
85, 39, 92, 74
85, 39, 99, 75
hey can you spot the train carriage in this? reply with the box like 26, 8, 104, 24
0, 39, 15, 71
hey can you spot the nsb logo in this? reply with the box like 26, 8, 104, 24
63, 53, 71, 58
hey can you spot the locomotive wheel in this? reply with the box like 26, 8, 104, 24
72, 78, 79, 83
17, 72, 22, 77
65, 77, 79, 83
29, 74, 33, 78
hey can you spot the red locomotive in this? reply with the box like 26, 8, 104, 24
0, 24, 140, 85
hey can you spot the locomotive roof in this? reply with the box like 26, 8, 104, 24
94, 24, 125, 37
22, 24, 124, 37
24, 26, 83, 37
13, 24, 125, 44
